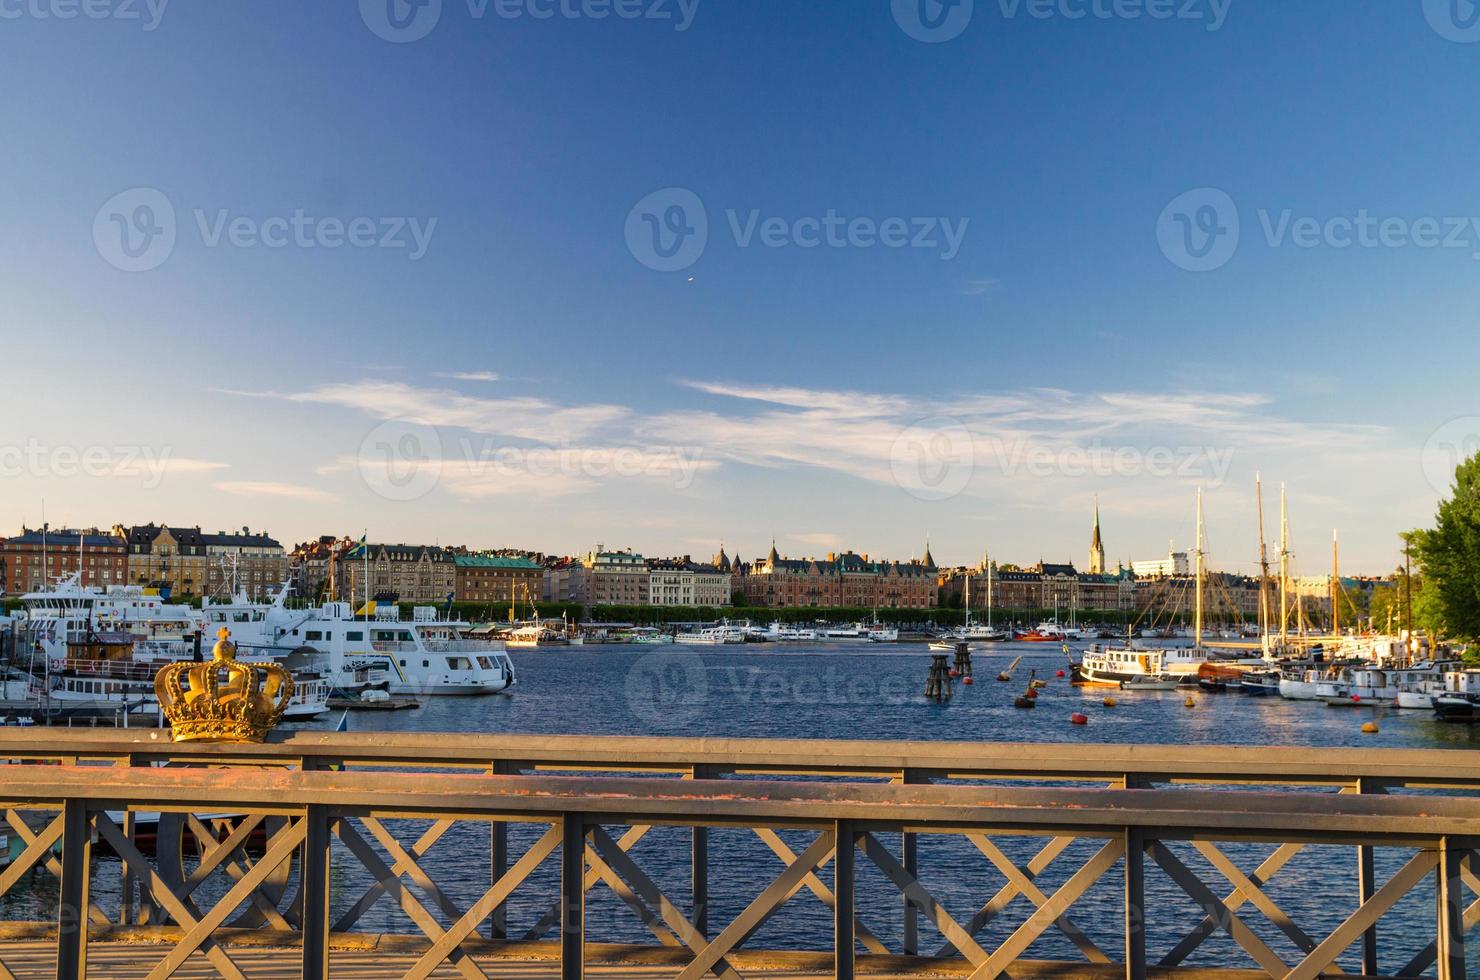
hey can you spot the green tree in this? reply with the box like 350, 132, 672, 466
1414, 453, 1480, 641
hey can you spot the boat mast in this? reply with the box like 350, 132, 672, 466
985, 550, 993, 630
1279, 484, 1290, 649
1255, 473, 1271, 642
1194, 487, 1205, 648
964, 569, 972, 630
1331, 529, 1340, 636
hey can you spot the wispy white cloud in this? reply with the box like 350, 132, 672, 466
233, 381, 629, 445
214, 481, 336, 502
435, 371, 501, 382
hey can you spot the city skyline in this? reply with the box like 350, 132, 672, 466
5, 4, 1477, 574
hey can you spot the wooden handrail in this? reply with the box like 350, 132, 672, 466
0, 729, 1474, 789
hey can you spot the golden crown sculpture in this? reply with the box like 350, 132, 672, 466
155, 628, 294, 743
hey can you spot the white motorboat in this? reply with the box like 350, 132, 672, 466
202, 589, 515, 696
673, 625, 745, 645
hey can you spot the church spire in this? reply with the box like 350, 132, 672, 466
921, 535, 936, 570
1088, 496, 1106, 575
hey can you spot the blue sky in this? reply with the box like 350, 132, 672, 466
3, 0, 1478, 573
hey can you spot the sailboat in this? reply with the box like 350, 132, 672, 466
946, 555, 1007, 644
1075, 490, 1261, 688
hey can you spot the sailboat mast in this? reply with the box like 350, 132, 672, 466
1279, 484, 1290, 648
964, 569, 971, 629
1332, 529, 1340, 635
986, 550, 993, 630
1194, 487, 1205, 647
1255, 473, 1271, 640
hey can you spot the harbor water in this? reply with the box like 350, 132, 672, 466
4, 640, 1474, 973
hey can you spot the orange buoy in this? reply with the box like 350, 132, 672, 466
1362, 721, 1379, 734
948, 670, 959, 679
1103, 697, 1117, 708
963, 676, 974, 686
1070, 713, 1089, 726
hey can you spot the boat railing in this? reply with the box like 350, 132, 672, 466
422, 639, 503, 653
368, 640, 420, 655
50, 658, 157, 681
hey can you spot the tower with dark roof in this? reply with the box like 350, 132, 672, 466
1088, 498, 1106, 575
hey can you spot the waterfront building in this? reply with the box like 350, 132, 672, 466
649, 558, 732, 607
1, 527, 128, 594
454, 555, 545, 605
201, 528, 288, 599
346, 543, 456, 605
115, 524, 284, 600
1135, 572, 1262, 621
585, 550, 651, 606
1132, 547, 1192, 579
543, 556, 591, 606
943, 561, 1136, 615
288, 535, 358, 602
732, 541, 938, 609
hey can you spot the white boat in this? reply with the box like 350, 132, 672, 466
627, 628, 675, 645
673, 625, 745, 646
202, 590, 515, 696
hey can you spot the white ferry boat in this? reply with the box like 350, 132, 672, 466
201, 593, 515, 696
673, 625, 745, 645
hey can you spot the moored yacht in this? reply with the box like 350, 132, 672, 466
202, 591, 515, 696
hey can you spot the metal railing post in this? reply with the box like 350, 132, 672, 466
900, 767, 925, 956
301, 805, 333, 980
57, 799, 91, 980
490, 760, 516, 940
1355, 777, 1378, 975
692, 764, 718, 937
562, 813, 585, 980
835, 820, 856, 980
1437, 837, 1467, 980
1124, 827, 1146, 980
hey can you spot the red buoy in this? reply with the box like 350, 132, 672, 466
949, 670, 959, 679
1070, 713, 1089, 726
963, 676, 974, 686
1056, 670, 1066, 678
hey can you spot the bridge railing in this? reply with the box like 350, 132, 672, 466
0, 734, 1473, 978
0, 728, 1478, 791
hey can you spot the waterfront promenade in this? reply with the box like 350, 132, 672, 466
0, 731, 1474, 979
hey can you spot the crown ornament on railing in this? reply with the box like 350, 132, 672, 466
155, 628, 293, 743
